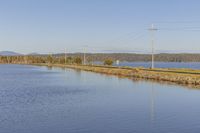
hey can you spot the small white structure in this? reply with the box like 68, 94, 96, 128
116, 60, 120, 65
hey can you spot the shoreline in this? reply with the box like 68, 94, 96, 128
1, 63, 200, 87
28, 63, 200, 87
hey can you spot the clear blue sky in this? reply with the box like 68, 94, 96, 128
0, 0, 200, 54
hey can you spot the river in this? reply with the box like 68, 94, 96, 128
0, 64, 200, 133
112, 62, 200, 69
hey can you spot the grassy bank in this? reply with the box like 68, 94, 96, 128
32, 63, 200, 87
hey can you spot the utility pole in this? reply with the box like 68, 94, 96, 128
83, 46, 87, 65
65, 48, 67, 64
149, 24, 158, 69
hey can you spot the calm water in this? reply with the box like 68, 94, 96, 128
112, 62, 200, 69
1, 64, 200, 133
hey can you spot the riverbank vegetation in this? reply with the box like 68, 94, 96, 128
104, 59, 114, 66
0, 55, 83, 65
1, 55, 200, 87
2, 53, 200, 63
54, 53, 200, 62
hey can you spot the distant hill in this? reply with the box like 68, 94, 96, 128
27, 52, 40, 56
0, 51, 22, 56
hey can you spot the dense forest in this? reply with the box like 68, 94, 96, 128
1, 53, 200, 65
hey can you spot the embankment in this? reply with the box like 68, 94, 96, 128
33, 63, 200, 87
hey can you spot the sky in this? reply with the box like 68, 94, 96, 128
0, 0, 200, 54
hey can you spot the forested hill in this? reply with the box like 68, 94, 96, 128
55, 53, 200, 62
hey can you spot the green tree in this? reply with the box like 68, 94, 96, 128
74, 57, 82, 64
104, 59, 113, 66
47, 55, 53, 64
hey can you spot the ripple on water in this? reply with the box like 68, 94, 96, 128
1, 65, 200, 133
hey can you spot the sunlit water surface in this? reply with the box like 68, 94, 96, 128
0, 64, 200, 133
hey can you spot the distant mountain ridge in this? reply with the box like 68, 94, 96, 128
0, 51, 22, 56
27, 52, 40, 56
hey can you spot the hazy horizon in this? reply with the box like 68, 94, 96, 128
2, 50, 200, 55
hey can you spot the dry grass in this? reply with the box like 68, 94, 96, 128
32, 63, 200, 87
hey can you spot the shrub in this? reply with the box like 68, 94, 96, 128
104, 59, 113, 66
47, 55, 53, 64
74, 57, 82, 64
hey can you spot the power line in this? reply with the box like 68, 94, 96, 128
153, 21, 200, 24
160, 27, 200, 31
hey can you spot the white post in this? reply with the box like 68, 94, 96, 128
83, 47, 86, 65
149, 24, 157, 69
65, 48, 67, 64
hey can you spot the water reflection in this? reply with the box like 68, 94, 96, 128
1, 65, 200, 133
47, 66, 53, 70
150, 83, 155, 123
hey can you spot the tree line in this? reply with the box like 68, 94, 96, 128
1, 53, 200, 65
0, 55, 83, 65
55, 53, 200, 62
0, 55, 114, 65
